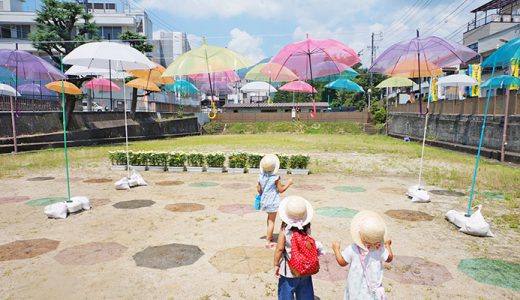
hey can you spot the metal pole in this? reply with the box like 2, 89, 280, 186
59, 55, 71, 202
109, 59, 113, 110
501, 88, 510, 162
370, 32, 374, 88
9, 96, 17, 152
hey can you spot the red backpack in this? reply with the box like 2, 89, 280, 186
288, 229, 320, 277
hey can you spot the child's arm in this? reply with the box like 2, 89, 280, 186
257, 182, 262, 194
332, 241, 348, 267
273, 230, 286, 278
385, 239, 393, 263
276, 178, 293, 193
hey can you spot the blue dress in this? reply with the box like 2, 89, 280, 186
258, 174, 280, 213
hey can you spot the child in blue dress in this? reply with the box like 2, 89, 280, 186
257, 154, 293, 248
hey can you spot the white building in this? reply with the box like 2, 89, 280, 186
0, 0, 153, 52
151, 30, 191, 67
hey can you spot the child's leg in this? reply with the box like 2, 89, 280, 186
294, 276, 314, 300
278, 276, 297, 300
266, 212, 277, 242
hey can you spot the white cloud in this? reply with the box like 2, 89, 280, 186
227, 28, 265, 64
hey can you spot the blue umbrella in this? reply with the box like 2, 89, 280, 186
164, 80, 199, 94
466, 38, 520, 216
314, 68, 359, 82
325, 78, 364, 93
0, 67, 14, 83
480, 75, 520, 89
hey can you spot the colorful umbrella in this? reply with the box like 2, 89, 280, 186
279, 80, 317, 93
45, 81, 83, 95
245, 63, 298, 82
84, 78, 121, 92
240, 81, 277, 93
163, 38, 251, 119
0, 83, 19, 97
188, 70, 240, 84
125, 78, 161, 92
65, 65, 129, 79
163, 80, 199, 94
199, 82, 232, 94
376, 77, 415, 88
436, 74, 478, 100
18, 83, 54, 96
314, 67, 359, 82
128, 63, 174, 85
481, 36, 520, 68
480, 75, 520, 89
325, 78, 364, 93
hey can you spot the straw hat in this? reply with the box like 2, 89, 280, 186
350, 211, 388, 251
260, 154, 280, 175
279, 196, 314, 227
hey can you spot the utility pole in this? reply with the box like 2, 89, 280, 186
367, 32, 383, 88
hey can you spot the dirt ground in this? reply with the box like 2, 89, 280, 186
0, 164, 519, 300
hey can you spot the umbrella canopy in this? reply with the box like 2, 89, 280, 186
65, 65, 129, 79
128, 63, 174, 85
268, 36, 360, 81
314, 67, 359, 82
163, 39, 251, 77
437, 74, 478, 87
241, 81, 277, 93
369, 35, 477, 78
125, 78, 161, 92
245, 63, 298, 82
376, 77, 415, 88
0, 83, 20, 96
480, 75, 520, 89
63, 42, 155, 70
163, 80, 199, 94
482, 36, 520, 68
84, 78, 121, 92
325, 78, 364, 93
45, 81, 82, 95
279, 80, 317, 93
0, 49, 64, 81
0, 67, 14, 83
18, 83, 54, 96
188, 70, 240, 83
199, 82, 232, 94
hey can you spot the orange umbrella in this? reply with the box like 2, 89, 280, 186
128, 64, 174, 85
125, 78, 161, 92
45, 81, 82, 95
386, 59, 443, 78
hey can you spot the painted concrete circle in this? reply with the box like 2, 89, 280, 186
218, 204, 256, 216
220, 183, 250, 189
26, 197, 67, 207
430, 190, 465, 197
26, 176, 55, 182
156, 180, 184, 186
0, 196, 31, 205
333, 186, 366, 193
385, 209, 434, 221
54, 242, 127, 265
165, 203, 205, 212
209, 246, 272, 274
189, 181, 220, 187
384, 255, 452, 286
316, 207, 359, 219
133, 243, 204, 270
83, 178, 113, 184
295, 184, 326, 191
113, 200, 155, 209
458, 258, 520, 290
0, 239, 60, 261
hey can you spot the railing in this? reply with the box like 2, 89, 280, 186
214, 111, 369, 123
0, 96, 61, 111
467, 13, 520, 32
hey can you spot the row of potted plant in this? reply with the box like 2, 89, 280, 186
108, 151, 311, 174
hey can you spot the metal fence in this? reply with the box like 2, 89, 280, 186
214, 111, 369, 123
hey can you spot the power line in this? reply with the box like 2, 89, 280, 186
382, 0, 435, 47
423, 0, 473, 36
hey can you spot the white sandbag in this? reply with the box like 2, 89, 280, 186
115, 178, 130, 190
407, 185, 430, 203
460, 205, 494, 237
130, 170, 147, 186
72, 196, 91, 210
66, 198, 83, 213
445, 210, 467, 228
44, 202, 68, 219
128, 178, 139, 187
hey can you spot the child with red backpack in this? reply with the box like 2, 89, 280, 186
273, 196, 323, 300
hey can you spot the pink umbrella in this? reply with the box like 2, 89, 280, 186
279, 80, 317, 93
84, 78, 120, 92
267, 35, 360, 81
188, 70, 240, 83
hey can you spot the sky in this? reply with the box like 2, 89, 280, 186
135, 0, 490, 66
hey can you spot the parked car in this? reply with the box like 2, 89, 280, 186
82, 101, 108, 112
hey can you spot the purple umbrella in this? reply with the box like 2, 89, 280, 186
200, 82, 232, 95
18, 83, 55, 98
0, 49, 63, 153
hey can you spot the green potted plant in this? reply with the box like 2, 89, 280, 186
167, 152, 187, 172
130, 151, 148, 171
228, 152, 248, 173
206, 153, 226, 173
277, 154, 290, 175
148, 151, 168, 171
289, 154, 310, 175
109, 151, 127, 171
186, 152, 205, 172
247, 153, 263, 174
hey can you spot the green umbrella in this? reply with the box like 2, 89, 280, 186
244, 63, 298, 82
376, 77, 415, 88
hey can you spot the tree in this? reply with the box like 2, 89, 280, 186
119, 31, 154, 115
29, 0, 98, 130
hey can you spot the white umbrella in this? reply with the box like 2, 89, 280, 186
240, 81, 277, 93
63, 42, 155, 178
0, 83, 20, 154
436, 74, 478, 100
65, 65, 129, 79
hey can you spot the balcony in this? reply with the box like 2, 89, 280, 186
466, 13, 520, 33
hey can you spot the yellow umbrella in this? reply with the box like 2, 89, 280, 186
128, 64, 174, 85
125, 78, 161, 92
45, 81, 82, 95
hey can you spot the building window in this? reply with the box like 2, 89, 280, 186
468, 43, 478, 53
105, 3, 116, 10
0, 25, 31, 39
97, 26, 122, 40
93, 3, 104, 9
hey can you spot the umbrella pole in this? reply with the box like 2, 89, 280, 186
9, 95, 17, 152
121, 61, 131, 179
59, 55, 71, 202
467, 60, 496, 216
500, 87, 510, 162
417, 99, 430, 187
109, 60, 113, 111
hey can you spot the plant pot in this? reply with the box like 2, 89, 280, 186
111, 165, 127, 171
228, 167, 245, 174
207, 167, 224, 173
148, 166, 166, 172
290, 169, 309, 175
167, 166, 185, 172
131, 165, 147, 171
248, 168, 261, 174
278, 169, 288, 175
186, 166, 204, 172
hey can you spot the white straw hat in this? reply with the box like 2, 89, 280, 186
260, 154, 280, 175
279, 196, 314, 228
350, 211, 388, 251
